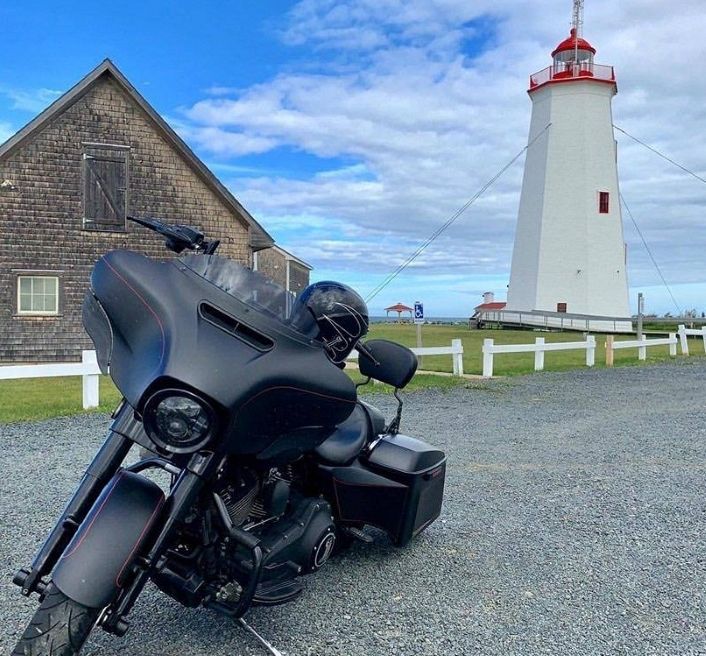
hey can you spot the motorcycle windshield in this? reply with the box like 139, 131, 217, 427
179, 254, 294, 323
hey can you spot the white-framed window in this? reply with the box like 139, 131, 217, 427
17, 275, 59, 315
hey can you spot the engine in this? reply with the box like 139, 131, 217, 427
249, 495, 336, 604
153, 464, 336, 610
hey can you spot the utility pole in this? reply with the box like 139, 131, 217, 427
637, 292, 644, 339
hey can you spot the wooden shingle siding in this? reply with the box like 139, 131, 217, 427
256, 247, 288, 288
0, 72, 257, 363
289, 262, 310, 295
255, 247, 311, 295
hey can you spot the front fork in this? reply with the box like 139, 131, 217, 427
12, 402, 218, 635
100, 450, 215, 635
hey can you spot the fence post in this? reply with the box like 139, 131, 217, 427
586, 335, 596, 367
534, 337, 545, 371
638, 337, 646, 361
678, 324, 689, 355
482, 339, 494, 378
451, 339, 463, 376
668, 333, 677, 357
702, 327, 706, 354
81, 350, 100, 410
605, 335, 614, 367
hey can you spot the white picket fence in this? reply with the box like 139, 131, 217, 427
605, 334, 677, 364
348, 339, 465, 376
482, 335, 596, 378
0, 340, 465, 414
0, 350, 101, 409
677, 324, 706, 356
0, 329, 700, 404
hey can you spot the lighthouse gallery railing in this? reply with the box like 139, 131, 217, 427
529, 63, 615, 89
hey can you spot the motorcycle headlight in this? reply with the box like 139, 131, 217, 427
143, 390, 216, 454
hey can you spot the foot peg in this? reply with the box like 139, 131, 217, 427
237, 617, 283, 656
344, 526, 373, 544
252, 578, 303, 606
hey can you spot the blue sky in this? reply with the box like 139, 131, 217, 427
1, 0, 705, 317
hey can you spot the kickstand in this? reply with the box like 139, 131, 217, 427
237, 617, 284, 656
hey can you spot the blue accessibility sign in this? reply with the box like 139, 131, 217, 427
414, 301, 424, 324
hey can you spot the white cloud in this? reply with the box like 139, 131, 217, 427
181, 0, 706, 314
170, 117, 280, 156
1, 87, 62, 113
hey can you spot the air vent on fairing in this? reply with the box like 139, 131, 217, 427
199, 302, 275, 352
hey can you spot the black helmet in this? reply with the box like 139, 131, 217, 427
289, 281, 369, 364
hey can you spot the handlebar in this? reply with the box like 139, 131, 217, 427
128, 216, 220, 255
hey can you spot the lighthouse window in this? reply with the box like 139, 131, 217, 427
598, 192, 610, 214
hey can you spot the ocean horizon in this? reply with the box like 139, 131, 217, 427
370, 315, 468, 324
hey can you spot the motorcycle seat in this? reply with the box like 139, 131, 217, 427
314, 404, 369, 466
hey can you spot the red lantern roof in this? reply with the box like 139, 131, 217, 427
551, 28, 596, 57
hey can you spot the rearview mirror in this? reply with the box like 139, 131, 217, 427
357, 339, 418, 389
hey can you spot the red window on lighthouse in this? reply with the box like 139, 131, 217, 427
598, 191, 610, 214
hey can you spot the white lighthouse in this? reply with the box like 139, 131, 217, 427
506, 2, 630, 327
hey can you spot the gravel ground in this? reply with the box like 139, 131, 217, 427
2, 359, 706, 656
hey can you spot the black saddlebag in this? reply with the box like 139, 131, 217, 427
319, 434, 445, 546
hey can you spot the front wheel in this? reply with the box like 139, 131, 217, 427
12, 584, 100, 656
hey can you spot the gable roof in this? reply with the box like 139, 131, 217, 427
271, 245, 313, 270
0, 58, 273, 250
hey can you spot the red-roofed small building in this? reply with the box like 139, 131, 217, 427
473, 292, 506, 313
384, 303, 414, 322
470, 292, 506, 328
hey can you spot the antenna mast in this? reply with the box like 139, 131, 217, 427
572, 0, 584, 62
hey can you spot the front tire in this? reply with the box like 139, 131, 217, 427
12, 584, 100, 656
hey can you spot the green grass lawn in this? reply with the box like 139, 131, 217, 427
1, 325, 703, 423
0, 376, 123, 424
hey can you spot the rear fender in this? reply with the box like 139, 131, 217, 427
53, 470, 165, 608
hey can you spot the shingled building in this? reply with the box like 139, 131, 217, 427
254, 246, 312, 296
0, 60, 308, 363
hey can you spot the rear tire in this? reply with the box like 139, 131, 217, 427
12, 584, 100, 656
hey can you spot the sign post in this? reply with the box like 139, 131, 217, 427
414, 301, 424, 368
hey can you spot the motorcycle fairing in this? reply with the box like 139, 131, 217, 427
86, 250, 357, 454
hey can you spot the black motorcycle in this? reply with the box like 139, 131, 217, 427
11, 217, 446, 656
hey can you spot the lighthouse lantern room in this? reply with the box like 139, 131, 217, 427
506, 0, 630, 327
